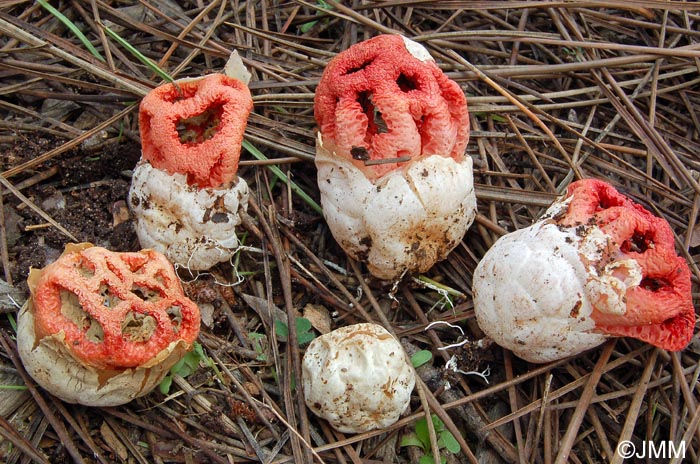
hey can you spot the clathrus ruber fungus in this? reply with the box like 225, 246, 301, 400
129, 73, 253, 271
17, 244, 200, 406
473, 179, 695, 363
314, 35, 476, 280
301, 323, 415, 433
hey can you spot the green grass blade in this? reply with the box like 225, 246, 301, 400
101, 24, 173, 84
414, 275, 466, 299
0, 385, 27, 391
242, 140, 323, 216
6, 312, 17, 333
37, 0, 105, 61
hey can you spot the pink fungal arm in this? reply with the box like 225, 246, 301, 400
560, 179, 695, 351
314, 34, 469, 179
139, 74, 253, 189
33, 246, 200, 369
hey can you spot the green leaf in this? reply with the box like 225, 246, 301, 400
176, 363, 193, 378
159, 375, 173, 395
242, 140, 323, 215
181, 342, 206, 371
296, 317, 312, 333
411, 350, 433, 368
438, 431, 461, 454
248, 332, 268, 361
275, 317, 316, 345
159, 342, 206, 394
298, 0, 332, 33
400, 432, 425, 450
431, 414, 446, 434
193, 342, 206, 359
419, 455, 446, 464
275, 319, 289, 340
296, 317, 316, 345
297, 331, 316, 345
415, 417, 431, 451
169, 357, 186, 375
414, 275, 466, 299
37, 0, 104, 61
299, 20, 318, 33
249, 332, 265, 342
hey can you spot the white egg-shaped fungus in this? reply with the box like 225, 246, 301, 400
302, 323, 415, 433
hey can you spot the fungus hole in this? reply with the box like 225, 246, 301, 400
99, 285, 124, 309
177, 102, 225, 144
358, 91, 388, 136
351, 146, 370, 161
621, 231, 653, 254
121, 311, 157, 342
596, 192, 625, 211
131, 285, 163, 302
73, 257, 95, 279
343, 59, 373, 76
60, 290, 87, 326
167, 305, 183, 333
640, 277, 669, 292
358, 91, 374, 117
59, 289, 104, 342
373, 110, 388, 134
211, 212, 229, 223
85, 319, 104, 342
397, 73, 418, 92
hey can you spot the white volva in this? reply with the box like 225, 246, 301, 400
472, 197, 644, 363
129, 162, 248, 271
316, 135, 477, 280
302, 323, 415, 433
17, 300, 190, 406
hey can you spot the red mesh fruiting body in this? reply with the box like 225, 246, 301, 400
33, 246, 200, 369
559, 179, 695, 351
139, 74, 253, 189
314, 35, 469, 179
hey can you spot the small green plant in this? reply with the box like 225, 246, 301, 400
299, 0, 331, 33
248, 332, 268, 361
410, 350, 433, 368
274, 317, 316, 345
159, 342, 207, 395
401, 414, 461, 464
